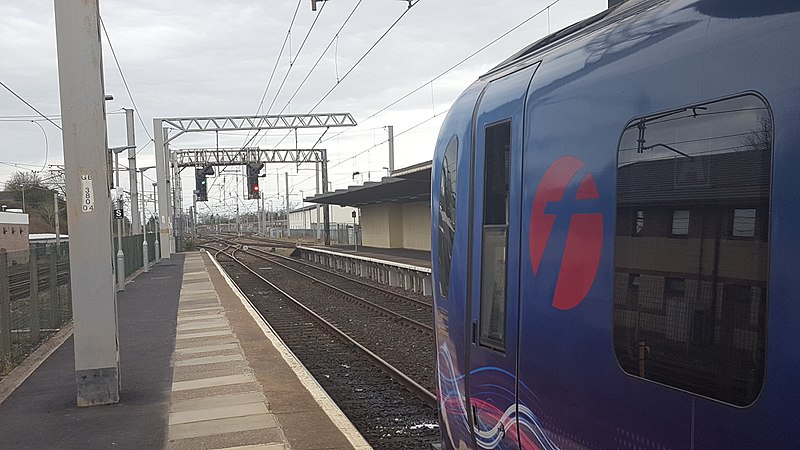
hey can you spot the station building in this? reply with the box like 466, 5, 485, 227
305, 161, 431, 251
287, 204, 358, 241
0, 210, 30, 264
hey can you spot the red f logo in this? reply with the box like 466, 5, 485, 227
529, 156, 603, 310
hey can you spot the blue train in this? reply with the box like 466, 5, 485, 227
430, 1, 800, 448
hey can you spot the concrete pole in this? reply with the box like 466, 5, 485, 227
387, 125, 395, 173
114, 151, 125, 292
54, 0, 120, 406
285, 172, 290, 237
140, 168, 149, 273
125, 108, 140, 235
153, 122, 171, 259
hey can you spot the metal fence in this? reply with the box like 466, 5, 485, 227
0, 233, 158, 376
0, 243, 71, 375
287, 224, 360, 244
112, 233, 158, 278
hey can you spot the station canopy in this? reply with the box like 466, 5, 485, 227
306, 161, 431, 207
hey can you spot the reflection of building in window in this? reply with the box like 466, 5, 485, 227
732, 208, 756, 238
671, 210, 690, 235
633, 210, 644, 236
613, 94, 771, 407
437, 136, 459, 298
479, 120, 511, 351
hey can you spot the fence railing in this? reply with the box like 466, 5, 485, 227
0, 243, 71, 375
0, 233, 158, 376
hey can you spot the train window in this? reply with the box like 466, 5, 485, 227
438, 136, 459, 298
613, 94, 771, 407
479, 120, 510, 351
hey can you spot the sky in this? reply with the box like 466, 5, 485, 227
0, 0, 606, 219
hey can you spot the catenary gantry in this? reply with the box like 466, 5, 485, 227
153, 113, 357, 255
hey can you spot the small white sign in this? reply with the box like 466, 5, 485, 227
81, 174, 94, 213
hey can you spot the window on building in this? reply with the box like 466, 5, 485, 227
438, 136, 459, 298
479, 120, 510, 351
614, 94, 771, 406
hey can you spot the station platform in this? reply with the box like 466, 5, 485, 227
320, 245, 431, 269
0, 252, 369, 450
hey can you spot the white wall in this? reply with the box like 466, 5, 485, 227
401, 202, 431, 251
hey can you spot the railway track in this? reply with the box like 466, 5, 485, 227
241, 245, 433, 332
211, 247, 439, 450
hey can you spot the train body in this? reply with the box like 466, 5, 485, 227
430, 0, 800, 448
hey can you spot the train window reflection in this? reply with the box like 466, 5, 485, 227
732, 208, 756, 238
479, 120, 511, 351
671, 210, 690, 236
613, 94, 771, 407
437, 136, 459, 298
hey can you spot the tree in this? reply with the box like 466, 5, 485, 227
2, 170, 67, 233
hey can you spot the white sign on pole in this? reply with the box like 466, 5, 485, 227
81, 174, 94, 213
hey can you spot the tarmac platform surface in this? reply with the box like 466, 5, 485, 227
0, 251, 369, 450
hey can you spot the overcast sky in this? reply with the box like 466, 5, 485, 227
0, 0, 605, 218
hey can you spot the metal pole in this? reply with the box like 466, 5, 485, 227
387, 125, 395, 173
192, 191, 197, 238
54, 192, 60, 249
153, 183, 161, 263
285, 172, 290, 237
114, 151, 125, 292
54, 0, 120, 406
322, 149, 331, 245
236, 188, 241, 238
170, 148, 179, 252
353, 214, 358, 252
316, 162, 321, 240
140, 168, 149, 272
260, 194, 265, 235
125, 108, 140, 235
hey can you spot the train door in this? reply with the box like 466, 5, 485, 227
466, 63, 538, 449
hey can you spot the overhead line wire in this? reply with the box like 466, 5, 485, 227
99, 16, 155, 156
0, 81, 62, 131
319, 0, 562, 145
265, 0, 421, 176
241, 0, 304, 148
306, 0, 423, 114
276, 0, 365, 115
244, 1, 329, 149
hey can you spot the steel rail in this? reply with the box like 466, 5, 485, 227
248, 244, 432, 308
214, 248, 437, 408
233, 245, 433, 334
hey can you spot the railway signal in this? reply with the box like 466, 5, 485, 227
195, 165, 214, 201
247, 162, 264, 199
